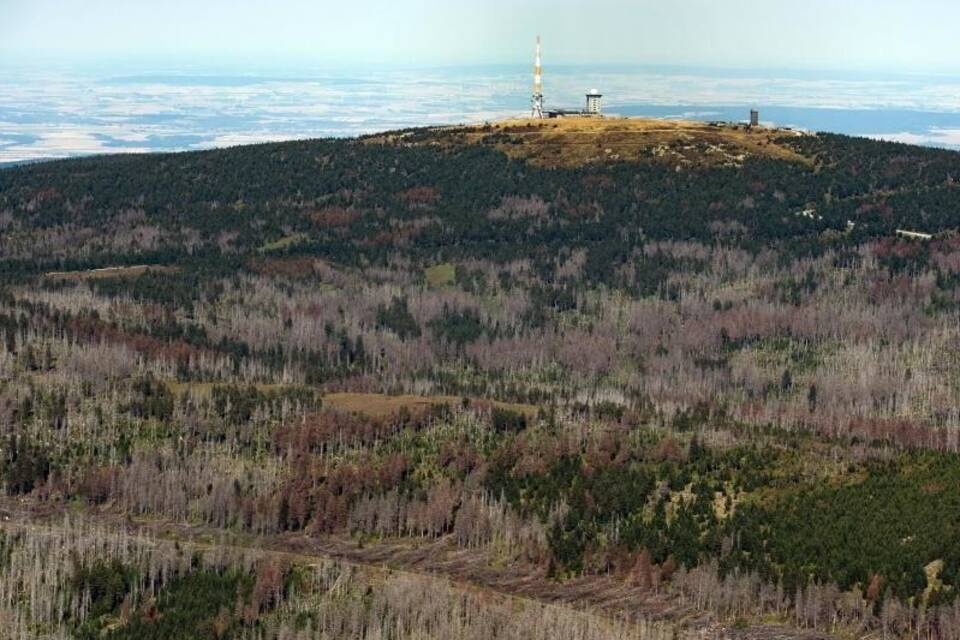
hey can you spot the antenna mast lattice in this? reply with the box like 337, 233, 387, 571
532, 36, 544, 119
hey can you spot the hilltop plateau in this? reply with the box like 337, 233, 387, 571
373, 116, 813, 167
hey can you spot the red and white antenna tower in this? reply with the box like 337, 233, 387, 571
532, 36, 544, 119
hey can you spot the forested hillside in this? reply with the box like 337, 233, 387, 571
1, 118, 960, 639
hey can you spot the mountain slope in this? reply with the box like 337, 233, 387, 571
1, 118, 960, 639
1, 116, 958, 284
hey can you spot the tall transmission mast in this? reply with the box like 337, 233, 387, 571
532, 36, 544, 119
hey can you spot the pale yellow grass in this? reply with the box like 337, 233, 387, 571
373, 116, 813, 168
42, 264, 178, 282
166, 382, 537, 418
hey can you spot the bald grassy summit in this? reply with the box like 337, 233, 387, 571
375, 115, 812, 167
1, 118, 960, 639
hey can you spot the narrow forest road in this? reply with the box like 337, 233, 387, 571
0, 501, 828, 640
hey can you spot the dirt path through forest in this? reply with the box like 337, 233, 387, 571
0, 501, 826, 640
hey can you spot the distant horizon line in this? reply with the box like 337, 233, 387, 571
4, 111, 960, 169
2, 55, 959, 80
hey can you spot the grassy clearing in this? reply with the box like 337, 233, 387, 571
258, 233, 308, 253
42, 265, 179, 282
165, 382, 536, 418
424, 263, 456, 287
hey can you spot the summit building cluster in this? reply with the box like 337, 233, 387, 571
530, 35, 602, 119
530, 36, 758, 126
531, 36, 604, 119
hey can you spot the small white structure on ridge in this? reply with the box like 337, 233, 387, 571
586, 90, 603, 115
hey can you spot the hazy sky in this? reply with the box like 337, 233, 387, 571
2, 0, 959, 72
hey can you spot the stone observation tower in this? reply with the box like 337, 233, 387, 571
586, 90, 603, 115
